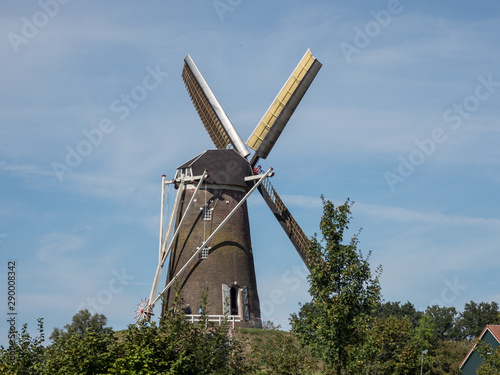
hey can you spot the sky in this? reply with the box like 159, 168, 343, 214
1, 0, 500, 345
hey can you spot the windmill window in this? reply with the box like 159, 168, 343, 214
199, 246, 210, 259
242, 286, 250, 321
230, 286, 238, 315
202, 207, 213, 221
175, 168, 193, 179
222, 284, 230, 315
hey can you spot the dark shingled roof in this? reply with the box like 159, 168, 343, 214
177, 149, 253, 187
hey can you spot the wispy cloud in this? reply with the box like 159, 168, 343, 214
280, 194, 322, 208
356, 202, 500, 229
0, 160, 158, 204
0, 161, 53, 177
277, 192, 500, 236
36, 232, 86, 263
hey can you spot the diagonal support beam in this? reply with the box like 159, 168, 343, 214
147, 171, 208, 308
160, 170, 209, 267
158, 175, 167, 263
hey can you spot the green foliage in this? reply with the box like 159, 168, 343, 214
108, 288, 254, 375
261, 320, 282, 330
43, 309, 115, 374
50, 309, 109, 342
348, 314, 441, 374
0, 292, 255, 375
289, 302, 320, 356
349, 316, 419, 374
412, 314, 436, 352
44, 326, 117, 374
429, 339, 469, 375
0, 318, 45, 375
425, 305, 459, 341
109, 317, 252, 374
291, 197, 382, 374
456, 301, 500, 340
287, 197, 500, 373
476, 342, 500, 375
3, 302, 498, 374
375, 301, 423, 328
252, 332, 320, 375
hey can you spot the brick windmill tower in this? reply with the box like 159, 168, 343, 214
138, 50, 321, 328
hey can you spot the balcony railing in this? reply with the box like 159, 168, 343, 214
185, 314, 241, 328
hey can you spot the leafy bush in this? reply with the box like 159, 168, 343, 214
252, 331, 320, 375
0, 300, 254, 374
0, 318, 45, 375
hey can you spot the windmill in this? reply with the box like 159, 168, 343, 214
138, 49, 322, 328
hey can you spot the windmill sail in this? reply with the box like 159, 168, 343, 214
247, 49, 322, 165
182, 54, 250, 158
258, 178, 311, 269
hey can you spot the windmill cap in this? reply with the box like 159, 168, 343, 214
177, 149, 253, 187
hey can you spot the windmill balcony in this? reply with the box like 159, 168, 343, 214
185, 314, 241, 329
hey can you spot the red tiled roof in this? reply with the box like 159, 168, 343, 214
459, 324, 500, 369
488, 324, 500, 343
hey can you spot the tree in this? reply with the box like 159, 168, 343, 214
376, 301, 423, 328
425, 305, 459, 340
45, 310, 115, 373
429, 339, 470, 375
349, 313, 438, 374
349, 316, 419, 374
252, 332, 320, 375
0, 318, 45, 374
456, 301, 500, 340
50, 309, 109, 342
291, 197, 381, 374
375, 301, 422, 327
0, 291, 255, 374
44, 326, 117, 374
109, 287, 254, 375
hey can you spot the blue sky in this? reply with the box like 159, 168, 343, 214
1, 0, 500, 344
